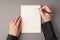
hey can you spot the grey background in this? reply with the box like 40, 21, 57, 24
0, 0, 60, 40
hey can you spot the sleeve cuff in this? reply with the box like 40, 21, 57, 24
7, 34, 18, 40
42, 21, 53, 30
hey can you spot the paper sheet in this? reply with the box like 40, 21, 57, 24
21, 5, 41, 33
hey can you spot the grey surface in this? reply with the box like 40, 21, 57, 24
0, 0, 60, 40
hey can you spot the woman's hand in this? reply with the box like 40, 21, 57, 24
39, 5, 52, 22
9, 16, 22, 37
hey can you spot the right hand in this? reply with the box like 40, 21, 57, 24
39, 5, 52, 22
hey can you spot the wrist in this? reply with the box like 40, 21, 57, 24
9, 32, 19, 37
43, 20, 51, 23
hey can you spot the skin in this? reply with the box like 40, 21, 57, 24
39, 5, 52, 22
9, 5, 52, 37
9, 16, 22, 37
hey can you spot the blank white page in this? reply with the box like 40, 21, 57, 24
21, 5, 41, 33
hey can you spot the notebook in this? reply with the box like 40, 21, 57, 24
21, 5, 41, 33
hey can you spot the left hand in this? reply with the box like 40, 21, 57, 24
9, 16, 22, 37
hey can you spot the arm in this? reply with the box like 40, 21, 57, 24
42, 21, 57, 40
39, 5, 57, 40
7, 16, 22, 40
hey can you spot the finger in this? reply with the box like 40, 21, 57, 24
39, 8, 45, 17
13, 16, 20, 24
42, 5, 52, 13
10, 17, 16, 24
16, 16, 22, 26
16, 17, 22, 30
